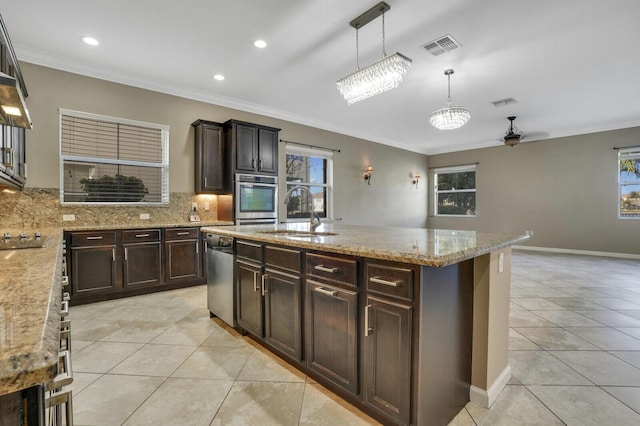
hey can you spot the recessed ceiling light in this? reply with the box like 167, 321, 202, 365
213, 74, 225, 81
82, 36, 99, 46
254, 40, 267, 48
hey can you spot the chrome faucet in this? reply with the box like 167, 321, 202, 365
283, 185, 321, 233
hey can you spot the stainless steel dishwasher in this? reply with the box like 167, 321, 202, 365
206, 233, 235, 327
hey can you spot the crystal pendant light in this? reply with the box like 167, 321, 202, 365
336, 2, 412, 105
429, 69, 470, 130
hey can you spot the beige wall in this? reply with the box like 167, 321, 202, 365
19, 62, 428, 228
428, 127, 640, 255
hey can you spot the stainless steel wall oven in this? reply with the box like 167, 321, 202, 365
234, 173, 278, 224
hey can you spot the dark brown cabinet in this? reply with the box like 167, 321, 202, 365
362, 260, 417, 425
122, 229, 162, 289
304, 252, 359, 395
264, 245, 303, 362
66, 227, 205, 305
305, 279, 359, 394
69, 231, 118, 297
165, 227, 203, 284
192, 120, 228, 194
0, 124, 26, 189
224, 120, 279, 175
236, 240, 264, 337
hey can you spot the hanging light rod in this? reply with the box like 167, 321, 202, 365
349, 2, 391, 29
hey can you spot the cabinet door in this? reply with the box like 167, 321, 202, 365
236, 260, 263, 337
264, 268, 302, 361
196, 123, 226, 193
235, 124, 257, 172
165, 239, 201, 284
123, 242, 162, 288
257, 128, 277, 173
305, 280, 358, 394
363, 296, 412, 425
71, 245, 117, 295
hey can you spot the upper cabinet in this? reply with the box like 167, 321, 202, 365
192, 119, 229, 194
0, 14, 31, 189
224, 120, 279, 176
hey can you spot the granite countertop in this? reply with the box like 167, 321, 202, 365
201, 223, 529, 267
63, 220, 234, 231
0, 228, 63, 396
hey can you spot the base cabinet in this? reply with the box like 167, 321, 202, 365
264, 268, 302, 361
69, 231, 118, 297
363, 296, 413, 425
165, 228, 203, 284
236, 258, 264, 337
305, 279, 358, 394
67, 227, 205, 305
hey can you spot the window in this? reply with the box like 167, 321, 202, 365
285, 145, 333, 220
434, 165, 476, 216
619, 147, 640, 219
60, 109, 169, 205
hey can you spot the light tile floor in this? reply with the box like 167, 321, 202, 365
66, 250, 640, 425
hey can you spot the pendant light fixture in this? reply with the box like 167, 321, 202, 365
503, 116, 523, 146
429, 69, 470, 130
336, 2, 412, 105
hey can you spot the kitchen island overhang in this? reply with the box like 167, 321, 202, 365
202, 223, 528, 424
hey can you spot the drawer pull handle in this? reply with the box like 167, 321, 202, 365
370, 277, 401, 288
365, 304, 373, 336
314, 264, 338, 274
315, 287, 338, 297
176, 232, 190, 236
135, 233, 150, 238
86, 236, 103, 240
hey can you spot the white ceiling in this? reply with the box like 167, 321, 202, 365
3, 1, 640, 154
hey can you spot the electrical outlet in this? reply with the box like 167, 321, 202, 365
204, 201, 210, 211
62, 214, 75, 221
192, 202, 197, 210
140, 213, 150, 220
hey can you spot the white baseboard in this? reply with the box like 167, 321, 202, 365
469, 365, 511, 408
513, 245, 640, 260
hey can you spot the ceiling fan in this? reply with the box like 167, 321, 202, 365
502, 116, 548, 147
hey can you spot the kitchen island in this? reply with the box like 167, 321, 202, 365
0, 229, 64, 424
202, 223, 528, 425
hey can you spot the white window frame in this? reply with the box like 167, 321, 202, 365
59, 109, 170, 206
284, 144, 334, 221
618, 147, 640, 219
433, 164, 477, 217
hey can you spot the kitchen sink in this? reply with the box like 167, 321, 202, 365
257, 230, 340, 237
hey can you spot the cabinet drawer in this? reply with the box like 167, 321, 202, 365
306, 252, 357, 288
165, 227, 198, 240
365, 261, 415, 301
265, 245, 302, 274
122, 229, 161, 243
237, 240, 263, 262
70, 231, 116, 246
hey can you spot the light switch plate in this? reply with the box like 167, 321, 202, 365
140, 213, 150, 220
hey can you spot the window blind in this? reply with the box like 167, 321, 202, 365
60, 110, 169, 204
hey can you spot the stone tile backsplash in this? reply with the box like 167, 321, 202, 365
0, 188, 224, 230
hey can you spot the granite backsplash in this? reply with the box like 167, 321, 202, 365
0, 188, 232, 230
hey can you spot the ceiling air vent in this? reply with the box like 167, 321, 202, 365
491, 97, 518, 107
421, 34, 461, 56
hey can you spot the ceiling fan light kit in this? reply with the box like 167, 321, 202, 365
429, 69, 470, 130
336, 2, 412, 104
504, 116, 523, 146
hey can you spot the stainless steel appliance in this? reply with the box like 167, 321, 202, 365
234, 173, 278, 225
206, 233, 235, 327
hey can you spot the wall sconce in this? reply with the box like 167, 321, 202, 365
412, 172, 420, 188
363, 166, 373, 185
